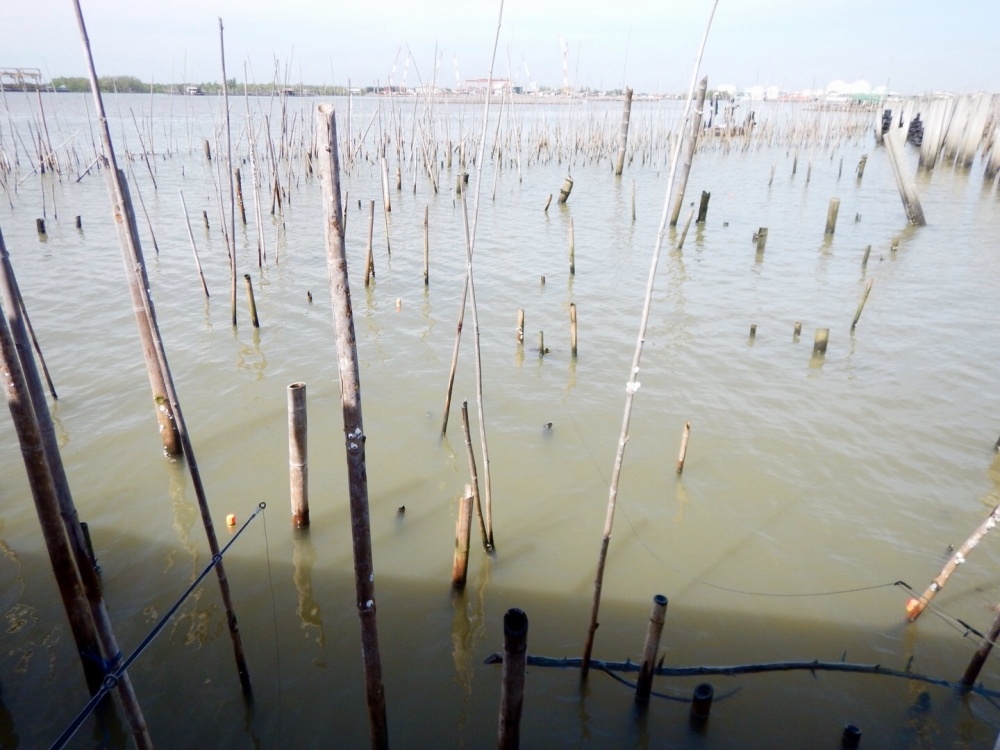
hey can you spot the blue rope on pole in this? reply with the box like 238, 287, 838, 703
50, 502, 266, 750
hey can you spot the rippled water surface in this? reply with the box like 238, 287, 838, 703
1, 92, 1000, 748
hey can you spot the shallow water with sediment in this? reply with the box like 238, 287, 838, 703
1, 92, 1000, 748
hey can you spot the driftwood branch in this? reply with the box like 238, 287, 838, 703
483, 653, 1000, 700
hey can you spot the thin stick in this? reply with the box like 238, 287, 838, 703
220, 18, 238, 326
582, 0, 719, 679
461, 400, 489, 549
439, 0, 505, 439
851, 279, 873, 330
179, 190, 210, 297
316, 103, 388, 749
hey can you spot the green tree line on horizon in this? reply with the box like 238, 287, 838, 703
49, 76, 349, 96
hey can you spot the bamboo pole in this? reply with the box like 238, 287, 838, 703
906, 504, 1000, 621
72, 6, 180, 457
316, 102, 388, 749
439, 1, 504, 440
755, 227, 768, 254
451, 484, 473, 589
635, 594, 668, 703
557, 175, 573, 204
851, 279, 873, 331
677, 207, 695, 250
883, 126, 927, 226
1, 234, 156, 748
676, 421, 691, 474
813, 328, 829, 355
423, 205, 429, 286
219, 18, 238, 327
669, 77, 708, 226
243, 274, 260, 328
498, 608, 529, 750
460, 400, 489, 550
613, 87, 633, 176
582, 0, 719, 679
960, 603, 1000, 690
695, 190, 711, 223
10, 271, 57, 399
179, 190, 210, 297
288, 382, 309, 528
365, 199, 375, 286
568, 217, 575, 275
824, 198, 840, 235
516, 309, 524, 344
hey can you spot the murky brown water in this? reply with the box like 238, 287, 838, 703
2, 92, 1000, 748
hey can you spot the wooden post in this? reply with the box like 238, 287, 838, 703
906, 504, 1000, 621
961, 604, 1000, 690
841, 724, 862, 748
317, 103, 388, 749
856, 155, 868, 181
568, 218, 575, 275
538, 331, 545, 357
36, 218, 46, 235
755, 227, 768, 253
243, 274, 260, 328
690, 683, 714, 726
423, 205, 429, 286
557, 175, 573, 204
669, 77, 708, 226
824, 198, 840, 234
813, 328, 829, 355
451, 484, 473, 589
696, 190, 710, 223
543, 193, 552, 212
635, 595, 668, 703
202, 209, 210, 230
380, 155, 391, 212
516, 309, 524, 344
1, 230, 153, 747
613, 87, 634, 176
677, 207, 695, 249
75, 215, 82, 229
365, 199, 375, 286
460, 401, 489, 550
851, 279, 874, 330
676, 422, 691, 474
883, 126, 927, 226
234, 167, 247, 225
288, 382, 309, 528
793, 321, 802, 340
498, 608, 528, 750
862, 245, 871, 268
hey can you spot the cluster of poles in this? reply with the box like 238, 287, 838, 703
5, 0, 1000, 746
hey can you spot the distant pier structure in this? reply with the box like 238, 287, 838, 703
0, 67, 44, 91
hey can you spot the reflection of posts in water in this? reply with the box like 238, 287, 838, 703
293, 531, 324, 648
234, 327, 267, 380
167, 461, 199, 577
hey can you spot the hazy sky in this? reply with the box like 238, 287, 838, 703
4, 0, 997, 94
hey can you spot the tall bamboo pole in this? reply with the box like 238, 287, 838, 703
74, 0, 253, 695
439, 0, 505, 440
613, 87, 633, 176
581, 0, 719, 679
220, 18, 238, 326
0, 231, 152, 748
71, 0, 181, 458
180, 190, 210, 297
669, 77, 708, 226
316, 102, 388, 749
